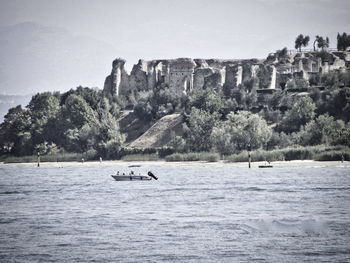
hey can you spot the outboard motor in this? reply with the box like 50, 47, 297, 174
148, 171, 158, 180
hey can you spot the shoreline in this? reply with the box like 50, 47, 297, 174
1, 159, 349, 168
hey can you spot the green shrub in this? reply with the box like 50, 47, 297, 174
165, 153, 184, 162
226, 149, 284, 162
117, 147, 157, 159
226, 145, 350, 162
3, 155, 37, 163
203, 152, 220, 162
282, 147, 313, 160
165, 152, 220, 162
225, 151, 248, 162
3, 152, 84, 163
121, 154, 159, 161
158, 147, 175, 158
41, 153, 84, 162
315, 151, 349, 161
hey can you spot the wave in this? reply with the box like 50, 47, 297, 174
247, 218, 329, 234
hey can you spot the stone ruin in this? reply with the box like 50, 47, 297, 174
103, 51, 350, 97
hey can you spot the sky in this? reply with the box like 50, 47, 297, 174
0, 0, 349, 94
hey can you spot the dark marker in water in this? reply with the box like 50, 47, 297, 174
148, 171, 158, 180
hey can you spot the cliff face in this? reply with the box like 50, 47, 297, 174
103, 51, 350, 97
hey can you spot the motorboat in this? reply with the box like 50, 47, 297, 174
128, 164, 141, 168
111, 175, 152, 181
111, 171, 158, 181
259, 160, 273, 168
258, 165, 273, 168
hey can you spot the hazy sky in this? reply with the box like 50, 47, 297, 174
0, 0, 349, 93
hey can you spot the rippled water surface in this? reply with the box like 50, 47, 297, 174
1, 162, 350, 262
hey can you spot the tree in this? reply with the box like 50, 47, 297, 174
303, 35, 310, 49
334, 122, 350, 147
210, 125, 235, 155
279, 96, 316, 133
133, 84, 181, 121
337, 32, 350, 51
317, 87, 350, 121
64, 124, 95, 154
28, 92, 60, 120
186, 107, 219, 152
276, 47, 289, 64
134, 90, 154, 121
313, 35, 320, 51
27, 92, 60, 145
0, 105, 31, 155
295, 34, 310, 52
93, 111, 125, 158
300, 114, 345, 145
286, 78, 309, 91
211, 111, 272, 154
35, 141, 59, 155
168, 132, 185, 152
61, 94, 95, 128
314, 36, 329, 51
231, 86, 246, 107
190, 88, 224, 114
61, 86, 102, 110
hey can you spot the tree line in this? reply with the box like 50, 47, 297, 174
294, 32, 350, 51
0, 87, 124, 159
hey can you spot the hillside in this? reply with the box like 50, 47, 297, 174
128, 114, 183, 148
117, 110, 154, 143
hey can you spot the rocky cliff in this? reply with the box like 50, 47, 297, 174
103, 51, 350, 97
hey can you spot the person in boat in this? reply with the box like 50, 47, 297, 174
116, 171, 120, 176
130, 171, 134, 175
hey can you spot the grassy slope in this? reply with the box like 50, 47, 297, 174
128, 113, 183, 148
117, 110, 154, 143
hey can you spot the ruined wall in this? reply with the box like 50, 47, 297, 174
103, 51, 350, 98
103, 58, 128, 96
193, 68, 216, 90
168, 58, 196, 95
204, 71, 224, 91
224, 65, 239, 88
269, 66, 276, 89
128, 60, 148, 93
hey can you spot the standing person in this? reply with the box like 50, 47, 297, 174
99, 156, 102, 163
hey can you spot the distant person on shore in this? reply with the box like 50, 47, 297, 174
81, 158, 84, 163
341, 154, 344, 163
99, 156, 102, 163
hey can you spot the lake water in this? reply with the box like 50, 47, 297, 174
1, 161, 350, 262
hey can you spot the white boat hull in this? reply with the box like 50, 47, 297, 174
111, 175, 152, 181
